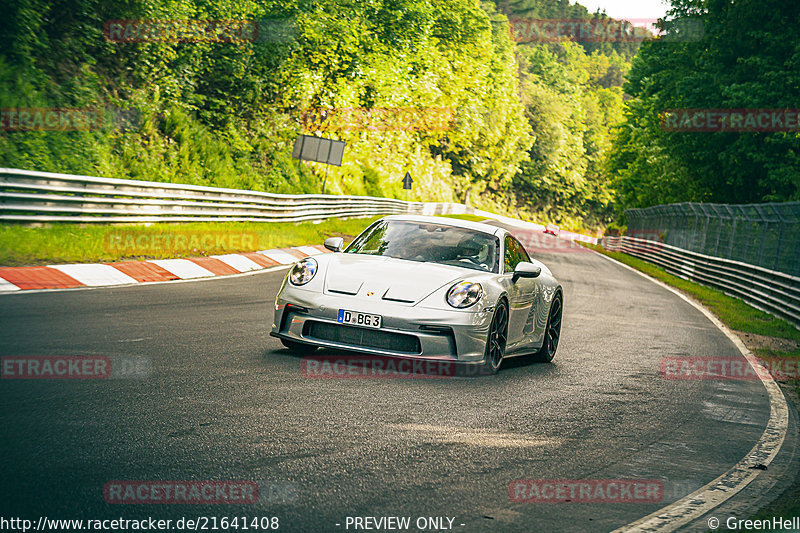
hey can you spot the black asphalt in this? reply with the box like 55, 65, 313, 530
0, 241, 773, 532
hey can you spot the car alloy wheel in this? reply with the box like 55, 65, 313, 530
484, 300, 508, 374
532, 293, 562, 362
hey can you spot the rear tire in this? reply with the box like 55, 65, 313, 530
482, 300, 508, 375
531, 292, 562, 363
281, 339, 316, 354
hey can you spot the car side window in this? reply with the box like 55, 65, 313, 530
504, 235, 530, 273
515, 236, 531, 263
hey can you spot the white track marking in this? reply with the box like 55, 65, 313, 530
259, 250, 300, 265
0, 277, 22, 291
148, 259, 215, 279
210, 254, 261, 272
295, 245, 323, 257
49, 264, 138, 286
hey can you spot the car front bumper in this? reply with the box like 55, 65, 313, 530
270, 288, 493, 363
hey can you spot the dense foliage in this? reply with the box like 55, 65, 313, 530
1, 0, 637, 230
608, 0, 800, 216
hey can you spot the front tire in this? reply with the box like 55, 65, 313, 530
531, 292, 562, 363
482, 300, 508, 374
281, 339, 316, 354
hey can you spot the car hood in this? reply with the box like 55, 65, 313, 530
322, 254, 466, 304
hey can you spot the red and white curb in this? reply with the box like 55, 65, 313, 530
0, 246, 330, 293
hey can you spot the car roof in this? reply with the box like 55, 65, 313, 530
380, 215, 507, 237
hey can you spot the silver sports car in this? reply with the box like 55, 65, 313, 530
270, 215, 563, 373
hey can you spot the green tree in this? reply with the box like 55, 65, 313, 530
609, 0, 800, 217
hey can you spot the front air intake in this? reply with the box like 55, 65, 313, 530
303, 321, 421, 354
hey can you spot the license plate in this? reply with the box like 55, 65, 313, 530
337, 310, 382, 329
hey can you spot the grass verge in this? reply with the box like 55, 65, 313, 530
0, 213, 489, 266
584, 242, 800, 523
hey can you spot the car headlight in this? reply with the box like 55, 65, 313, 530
289, 257, 318, 286
446, 281, 483, 308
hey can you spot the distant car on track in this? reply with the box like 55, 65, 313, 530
270, 215, 563, 373
544, 223, 560, 236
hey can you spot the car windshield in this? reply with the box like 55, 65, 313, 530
345, 220, 500, 273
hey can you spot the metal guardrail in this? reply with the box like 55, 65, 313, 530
602, 235, 800, 327
0, 167, 464, 223
0, 167, 599, 246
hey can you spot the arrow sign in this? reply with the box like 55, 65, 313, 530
402, 171, 413, 190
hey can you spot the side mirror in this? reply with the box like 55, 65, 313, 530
324, 237, 344, 252
512, 261, 541, 282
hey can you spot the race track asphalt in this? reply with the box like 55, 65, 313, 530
0, 236, 778, 532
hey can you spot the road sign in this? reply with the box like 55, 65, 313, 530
292, 135, 345, 166
402, 171, 413, 190
292, 134, 347, 194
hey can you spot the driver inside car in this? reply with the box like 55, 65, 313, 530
457, 236, 491, 270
